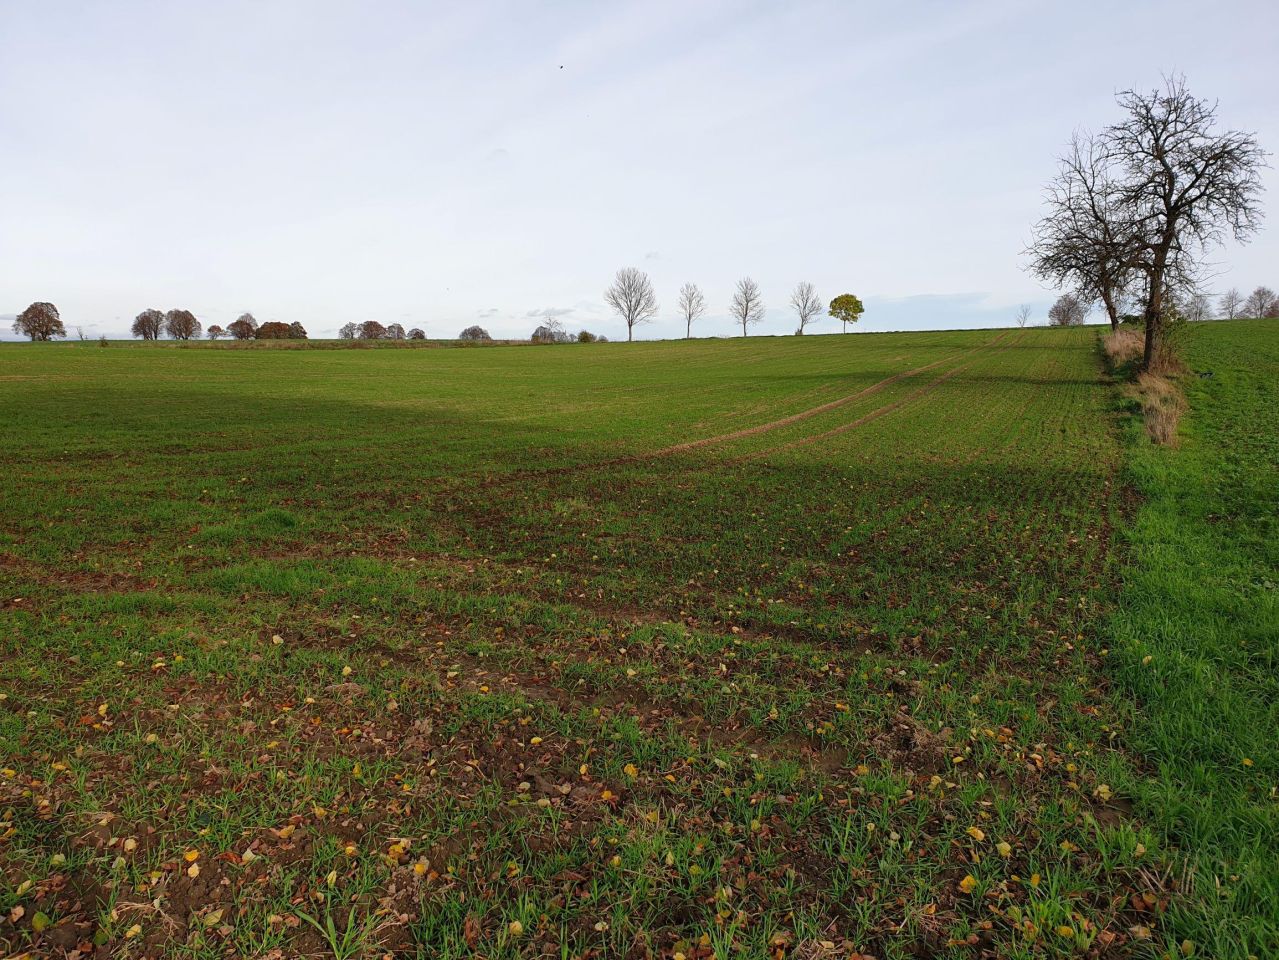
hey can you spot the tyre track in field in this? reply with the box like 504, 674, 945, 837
648, 351, 978, 456
459, 331, 1011, 492
737, 329, 1023, 461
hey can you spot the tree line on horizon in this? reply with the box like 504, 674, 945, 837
1033, 285, 1279, 330
600, 268, 865, 341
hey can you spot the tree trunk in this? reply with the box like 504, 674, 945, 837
627, 324, 633, 342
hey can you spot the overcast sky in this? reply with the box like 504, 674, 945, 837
2, 0, 1276, 341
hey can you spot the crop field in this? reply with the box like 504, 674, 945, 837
0, 324, 1273, 959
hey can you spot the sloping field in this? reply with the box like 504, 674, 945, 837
0, 326, 1244, 958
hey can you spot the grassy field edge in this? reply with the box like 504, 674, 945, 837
1105, 320, 1278, 958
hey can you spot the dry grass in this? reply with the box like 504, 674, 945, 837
1103, 326, 1145, 367
1104, 327, 1186, 445
1133, 371, 1187, 446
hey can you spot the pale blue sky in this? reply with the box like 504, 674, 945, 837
2, 0, 1276, 340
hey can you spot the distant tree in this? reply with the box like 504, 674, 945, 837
1048, 292, 1087, 326
338, 321, 359, 340
132, 308, 164, 340
729, 277, 765, 336
359, 320, 387, 340
164, 309, 201, 340
12, 302, 64, 341
790, 281, 822, 335
227, 314, 257, 340
604, 267, 658, 341
288, 321, 308, 339
256, 321, 292, 339
386, 323, 406, 341
207, 325, 225, 339
1243, 286, 1276, 319
1218, 288, 1242, 320
531, 324, 557, 343
677, 282, 706, 339
230, 312, 258, 339
828, 293, 864, 333
1183, 291, 1211, 323
408, 327, 425, 340
458, 325, 492, 341
577, 330, 597, 342
1015, 304, 1032, 327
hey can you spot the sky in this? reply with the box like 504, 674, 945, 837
2, 0, 1277, 341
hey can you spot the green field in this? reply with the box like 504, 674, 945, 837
1, 323, 1274, 959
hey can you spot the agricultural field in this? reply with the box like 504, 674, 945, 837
0, 324, 1273, 959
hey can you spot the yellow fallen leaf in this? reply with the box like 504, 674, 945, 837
996, 841, 1012, 857
124, 923, 143, 939
1056, 925, 1075, 937
508, 920, 524, 937
958, 874, 977, 893
966, 827, 986, 842
186, 862, 200, 878
623, 763, 638, 778
183, 849, 200, 862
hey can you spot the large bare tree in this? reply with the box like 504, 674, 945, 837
1028, 133, 1138, 330
131, 308, 164, 340
1243, 286, 1276, 319
677, 282, 705, 339
1104, 77, 1265, 367
1015, 304, 1032, 328
729, 277, 764, 336
790, 281, 822, 334
604, 267, 657, 342
1218, 288, 1242, 320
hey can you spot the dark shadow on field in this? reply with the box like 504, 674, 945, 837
416, 442, 1122, 662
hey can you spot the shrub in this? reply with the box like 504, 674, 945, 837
577, 330, 597, 343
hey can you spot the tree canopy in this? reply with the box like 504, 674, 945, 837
828, 294, 864, 332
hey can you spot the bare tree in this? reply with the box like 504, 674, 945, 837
1243, 286, 1276, 318
677, 282, 705, 339
729, 277, 765, 336
288, 321, 308, 339
338, 322, 359, 340
164, 309, 201, 340
207, 325, 225, 339
1028, 133, 1138, 329
408, 327, 425, 340
1048, 292, 1087, 326
386, 323, 406, 341
1104, 76, 1266, 368
458, 325, 492, 341
790, 281, 822, 334
1015, 304, 1032, 327
132, 308, 164, 340
1218, 288, 1242, 320
1183, 291, 1211, 322
604, 267, 658, 341
12, 302, 65, 341
359, 320, 387, 340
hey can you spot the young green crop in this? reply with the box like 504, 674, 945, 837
0, 323, 1272, 957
